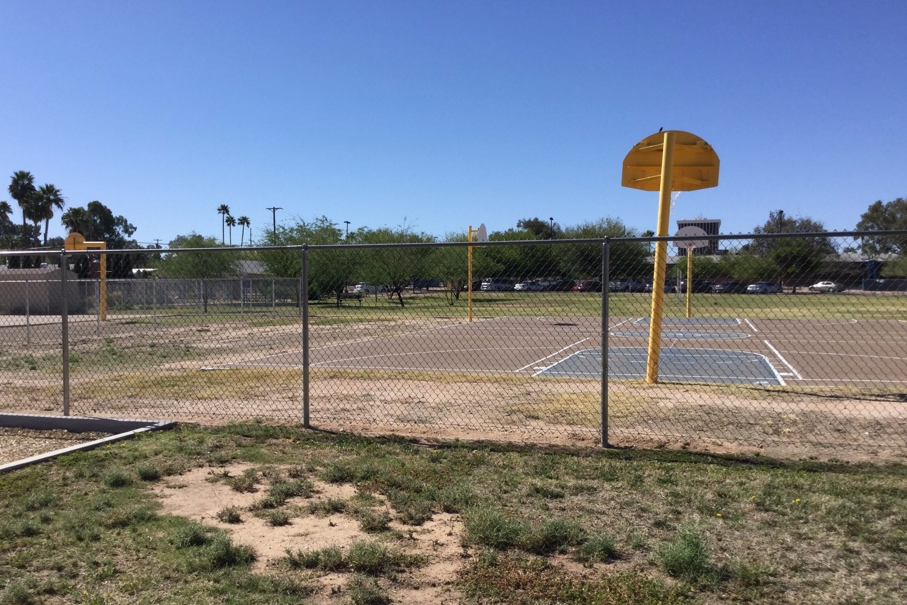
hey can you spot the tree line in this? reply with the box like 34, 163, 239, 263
5, 168, 906, 282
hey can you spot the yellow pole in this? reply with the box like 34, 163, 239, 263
100, 252, 107, 321
685, 248, 693, 319
645, 131, 676, 383
467, 226, 474, 323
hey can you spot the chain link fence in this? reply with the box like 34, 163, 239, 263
1, 231, 905, 456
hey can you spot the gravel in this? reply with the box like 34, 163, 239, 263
0, 428, 112, 466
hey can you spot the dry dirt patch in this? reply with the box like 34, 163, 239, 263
153, 463, 466, 604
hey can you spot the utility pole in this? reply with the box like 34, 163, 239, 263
777, 210, 784, 233
344, 221, 351, 239
266, 207, 282, 236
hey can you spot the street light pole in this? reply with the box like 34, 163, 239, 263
344, 221, 350, 239
549, 217, 555, 239
266, 207, 282, 236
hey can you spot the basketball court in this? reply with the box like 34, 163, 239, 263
216, 314, 907, 388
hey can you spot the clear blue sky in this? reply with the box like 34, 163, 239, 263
2, 0, 905, 247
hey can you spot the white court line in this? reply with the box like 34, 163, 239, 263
609, 318, 635, 330
744, 318, 758, 332
763, 340, 802, 380
515, 338, 591, 373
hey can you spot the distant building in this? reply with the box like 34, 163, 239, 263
676, 218, 721, 255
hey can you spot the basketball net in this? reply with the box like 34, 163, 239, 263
670, 191, 681, 213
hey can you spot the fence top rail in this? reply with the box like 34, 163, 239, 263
0, 230, 905, 258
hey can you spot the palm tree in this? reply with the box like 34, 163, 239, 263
217, 204, 230, 244
8, 171, 36, 248
0, 201, 13, 233
61, 206, 92, 239
225, 215, 236, 245
34, 184, 65, 246
237, 216, 250, 246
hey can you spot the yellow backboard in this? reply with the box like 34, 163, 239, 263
622, 130, 719, 192
64, 232, 86, 249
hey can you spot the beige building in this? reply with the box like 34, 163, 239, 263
0, 267, 85, 314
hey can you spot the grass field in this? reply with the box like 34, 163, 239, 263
97, 289, 907, 323
1, 424, 905, 604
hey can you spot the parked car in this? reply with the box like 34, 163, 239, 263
808, 281, 845, 293
746, 281, 782, 294
573, 280, 603, 292
713, 281, 748, 294
480, 278, 515, 292
609, 279, 647, 292
679, 279, 714, 293
352, 282, 386, 294
545, 279, 578, 292
514, 279, 544, 292
644, 280, 678, 293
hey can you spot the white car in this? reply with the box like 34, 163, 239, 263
514, 280, 544, 292
808, 281, 844, 293
352, 282, 386, 294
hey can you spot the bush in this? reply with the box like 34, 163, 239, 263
657, 523, 717, 585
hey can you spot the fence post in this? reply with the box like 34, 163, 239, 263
601, 239, 610, 447
301, 246, 310, 428
61, 251, 70, 417
25, 279, 31, 345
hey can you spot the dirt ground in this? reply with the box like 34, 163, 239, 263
152, 463, 469, 604
2, 314, 906, 463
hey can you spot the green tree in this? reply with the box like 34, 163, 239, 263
723, 251, 777, 283
61, 201, 139, 278
517, 217, 557, 240
217, 204, 231, 244
558, 219, 646, 281
881, 255, 907, 278
258, 216, 357, 305
480, 227, 545, 281
747, 212, 834, 289
237, 216, 250, 246
34, 183, 65, 247
748, 211, 834, 256
0, 201, 15, 236
225, 215, 236, 245
358, 226, 435, 307
156, 234, 237, 313
431, 233, 499, 305
857, 197, 907, 256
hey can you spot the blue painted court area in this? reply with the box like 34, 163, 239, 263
611, 331, 749, 340
535, 347, 784, 386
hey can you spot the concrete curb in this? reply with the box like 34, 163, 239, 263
0, 413, 176, 474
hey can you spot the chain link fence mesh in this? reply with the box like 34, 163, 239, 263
1, 232, 905, 456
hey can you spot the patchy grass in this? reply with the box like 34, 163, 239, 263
0, 424, 905, 604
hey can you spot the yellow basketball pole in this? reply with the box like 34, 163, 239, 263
64, 233, 108, 321
467, 226, 474, 323
645, 131, 675, 383
686, 248, 693, 319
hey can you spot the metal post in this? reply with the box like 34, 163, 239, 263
152, 279, 157, 325
601, 239, 610, 447
301, 246, 310, 428
686, 248, 693, 319
25, 279, 30, 345
467, 226, 474, 323
61, 251, 70, 416
272, 278, 276, 311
